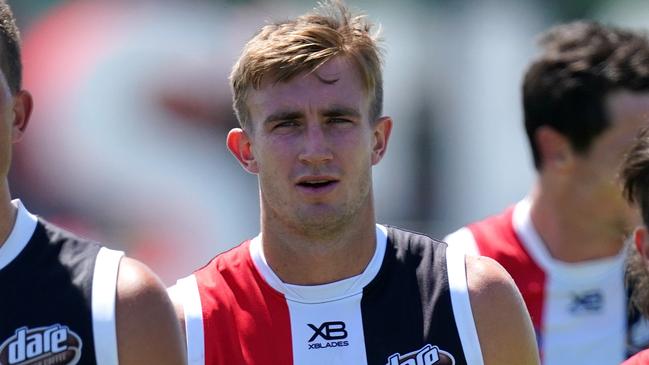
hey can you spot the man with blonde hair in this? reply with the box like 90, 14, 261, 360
170, 1, 539, 364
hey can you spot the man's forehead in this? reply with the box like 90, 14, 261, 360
312, 57, 354, 83
257, 56, 361, 89
247, 59, 368, 114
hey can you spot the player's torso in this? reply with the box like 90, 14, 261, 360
446, 200, 634, 365
177, 225, 481, 365
0, 202, 122, 365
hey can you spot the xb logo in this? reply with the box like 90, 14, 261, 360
308, 321, 348, 342
307, 321, 350, 350
569, 290, 603, 314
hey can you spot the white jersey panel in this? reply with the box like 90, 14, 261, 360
170, 275, 206, 365
512, 199, 627, 365
0, 200, 38, 270
92, 247, 124, 365
443, 227, 480, 256
446, 244, 484, 365
287, 293, 367, 365
542, 267, 626, 365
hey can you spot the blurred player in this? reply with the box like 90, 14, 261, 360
620, 128, 649, 365
445, 21, 649, 364
0, 1, 186, 364
169, 1, 539, 364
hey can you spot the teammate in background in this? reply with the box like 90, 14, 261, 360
621, 128, 649, 365
0, 1, 186, 364
168, 1, 539, 364
445, 21, 649, 364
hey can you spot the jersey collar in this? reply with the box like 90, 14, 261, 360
249, 224, 388, 303
0, 199, 38, 271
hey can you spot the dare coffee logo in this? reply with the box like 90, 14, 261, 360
0, 324, 82, 365
386, 344, 455, 365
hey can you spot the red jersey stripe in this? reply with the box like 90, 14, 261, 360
194, 240, 293, 365
467, 207, 546, 333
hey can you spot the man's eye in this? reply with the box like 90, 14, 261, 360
329, 118, 352, 124
274, 120, 299, 129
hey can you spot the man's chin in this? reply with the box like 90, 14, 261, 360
295, 208, 349, 232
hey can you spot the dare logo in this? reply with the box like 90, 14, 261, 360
0, 325, 82, 365
386, 344, 455, 365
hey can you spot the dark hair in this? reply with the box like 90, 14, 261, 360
524, 21, 649, 169
623, 127, 649, 227
621, 127, 649, 317
0, 1, 21, 94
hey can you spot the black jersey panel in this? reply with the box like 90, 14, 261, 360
0, 219, 101, 365
361, 226, 469, 365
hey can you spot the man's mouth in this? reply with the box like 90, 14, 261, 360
297, 180, 335, 188
296, 177, 339, 192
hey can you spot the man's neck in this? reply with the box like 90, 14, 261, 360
528, 185, 626, 262
0, 183, 16, 250
261, 213, 377, 286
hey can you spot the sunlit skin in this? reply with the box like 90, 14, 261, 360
531, 90, 649, 262
0, 71, 32, 249
223, 55, 539, 365
227, 56, 392, 285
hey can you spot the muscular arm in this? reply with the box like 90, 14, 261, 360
115, 257, 187, 365
466, 255, 540, 365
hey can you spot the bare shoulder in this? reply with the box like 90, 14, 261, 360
465, 255, 519, 296
116, 257, 186, 365
464, 255, 540, 365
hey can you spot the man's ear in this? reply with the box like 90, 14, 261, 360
11, 90, 33, 142
535, 126, 574, 173
371, 116, 392, 165
227, 128, 258, 174
634, 226, 649, 261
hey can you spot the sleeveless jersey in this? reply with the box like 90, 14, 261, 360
171, 224, 484, 365
0, 200, 123, 365
444, 198, 648, 365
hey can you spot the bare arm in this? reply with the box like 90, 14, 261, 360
115, 257, 187, 365
466, 255, 540, 365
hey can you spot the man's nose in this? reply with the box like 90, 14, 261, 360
298, 123, 333, 165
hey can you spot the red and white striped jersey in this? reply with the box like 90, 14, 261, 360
170, 225, 485, 365
445, 199, 644, 365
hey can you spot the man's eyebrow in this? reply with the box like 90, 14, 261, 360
322, 106, 361, 118
263, 110, 304, 125
262, 106, 361, 124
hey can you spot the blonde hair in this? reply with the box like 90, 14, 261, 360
230, 0, 383, 129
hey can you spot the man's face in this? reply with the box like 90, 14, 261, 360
572, 90, 649, 236
236, 57, 391, 234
